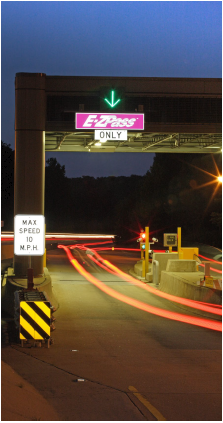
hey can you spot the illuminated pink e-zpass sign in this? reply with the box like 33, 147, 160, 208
75, 113, 144, 130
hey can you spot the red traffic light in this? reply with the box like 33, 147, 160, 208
137, 231, 146, 242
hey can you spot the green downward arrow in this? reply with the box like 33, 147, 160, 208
104, 90, 121, 108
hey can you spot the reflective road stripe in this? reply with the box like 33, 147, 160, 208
128, 386, 166, 421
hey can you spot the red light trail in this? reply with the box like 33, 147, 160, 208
87, 253, 118, 275
198, 254, 222, 265
85, 249, 222, 316
88, 246, 222, 272
94, 247, 141, 252
78, 240, 113, 246
58, 244, 222, 332
198, 263, 222, 274
91, 247, 222, 275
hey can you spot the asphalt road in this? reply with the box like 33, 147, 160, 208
2, 245, 222, 421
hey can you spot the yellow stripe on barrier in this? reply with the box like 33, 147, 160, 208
21, 301, 35, 318
34, 301, 51, 318
24, 301, 50, 337
20, 301, 50, 340
20, 315, 43, 340
34, 312, 50, 336
20, 333, 26, 340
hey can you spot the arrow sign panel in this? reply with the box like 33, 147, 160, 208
104, 91, 121, 108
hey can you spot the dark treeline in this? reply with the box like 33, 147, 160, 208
1, 141, 222, 248
1, 141, 14, 228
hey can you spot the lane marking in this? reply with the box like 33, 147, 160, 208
128, 385, 166, 421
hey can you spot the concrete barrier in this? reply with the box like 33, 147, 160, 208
131, 254, 221, 307
160, 259, 221, 305
160, 271, 222, 305
166, 259, 197, 272
134, 260, 144, 277
1, 267, 59, 316
150, 253, 179, 284
134, 253, 179, 282
133, 260, 153, 281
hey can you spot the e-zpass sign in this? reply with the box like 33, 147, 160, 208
14, 215, 45, 256
75, 113, 144, 130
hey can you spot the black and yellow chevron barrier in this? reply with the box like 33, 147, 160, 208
20, 301, 51, 341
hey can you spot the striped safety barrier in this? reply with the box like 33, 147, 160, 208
20, 300, 51, 341
14, 290, 55, 348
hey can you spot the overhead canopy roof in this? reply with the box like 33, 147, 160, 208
44, 76, 222, 154
45, 132, 222, 153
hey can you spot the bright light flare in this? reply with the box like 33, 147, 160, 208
185, 155, 222, 212
58, 244, 222, 331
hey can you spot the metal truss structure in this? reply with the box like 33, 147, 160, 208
45, 131, 222, 154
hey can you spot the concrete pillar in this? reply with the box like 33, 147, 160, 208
14, 73, 46, 277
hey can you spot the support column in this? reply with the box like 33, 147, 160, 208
14, 73, 46, 277
145, 226, 149, 275
177, 227, 183, 259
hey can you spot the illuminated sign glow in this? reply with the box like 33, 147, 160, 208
75, 113, 144, 130
104, 90, 121, 108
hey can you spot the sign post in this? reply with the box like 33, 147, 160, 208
145, 227, 149, 275
14, 215, 45, 289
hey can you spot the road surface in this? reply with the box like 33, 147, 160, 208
1, 244, 222, 421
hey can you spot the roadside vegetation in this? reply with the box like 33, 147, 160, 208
1, 141, 222, 248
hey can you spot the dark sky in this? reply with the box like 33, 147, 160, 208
1, 1, 222, 178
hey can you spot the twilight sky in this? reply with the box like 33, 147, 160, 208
1, 1, 222, 178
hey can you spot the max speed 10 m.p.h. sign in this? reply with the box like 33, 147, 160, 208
75, 113, 144, 130
14, 215, 45, 256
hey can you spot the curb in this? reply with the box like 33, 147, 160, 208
1, 268, 59, 317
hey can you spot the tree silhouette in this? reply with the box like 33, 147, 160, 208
1, 141, 14, 229
1, 145, 221, 247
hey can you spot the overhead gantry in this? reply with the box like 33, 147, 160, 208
14, 73, 222, 277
